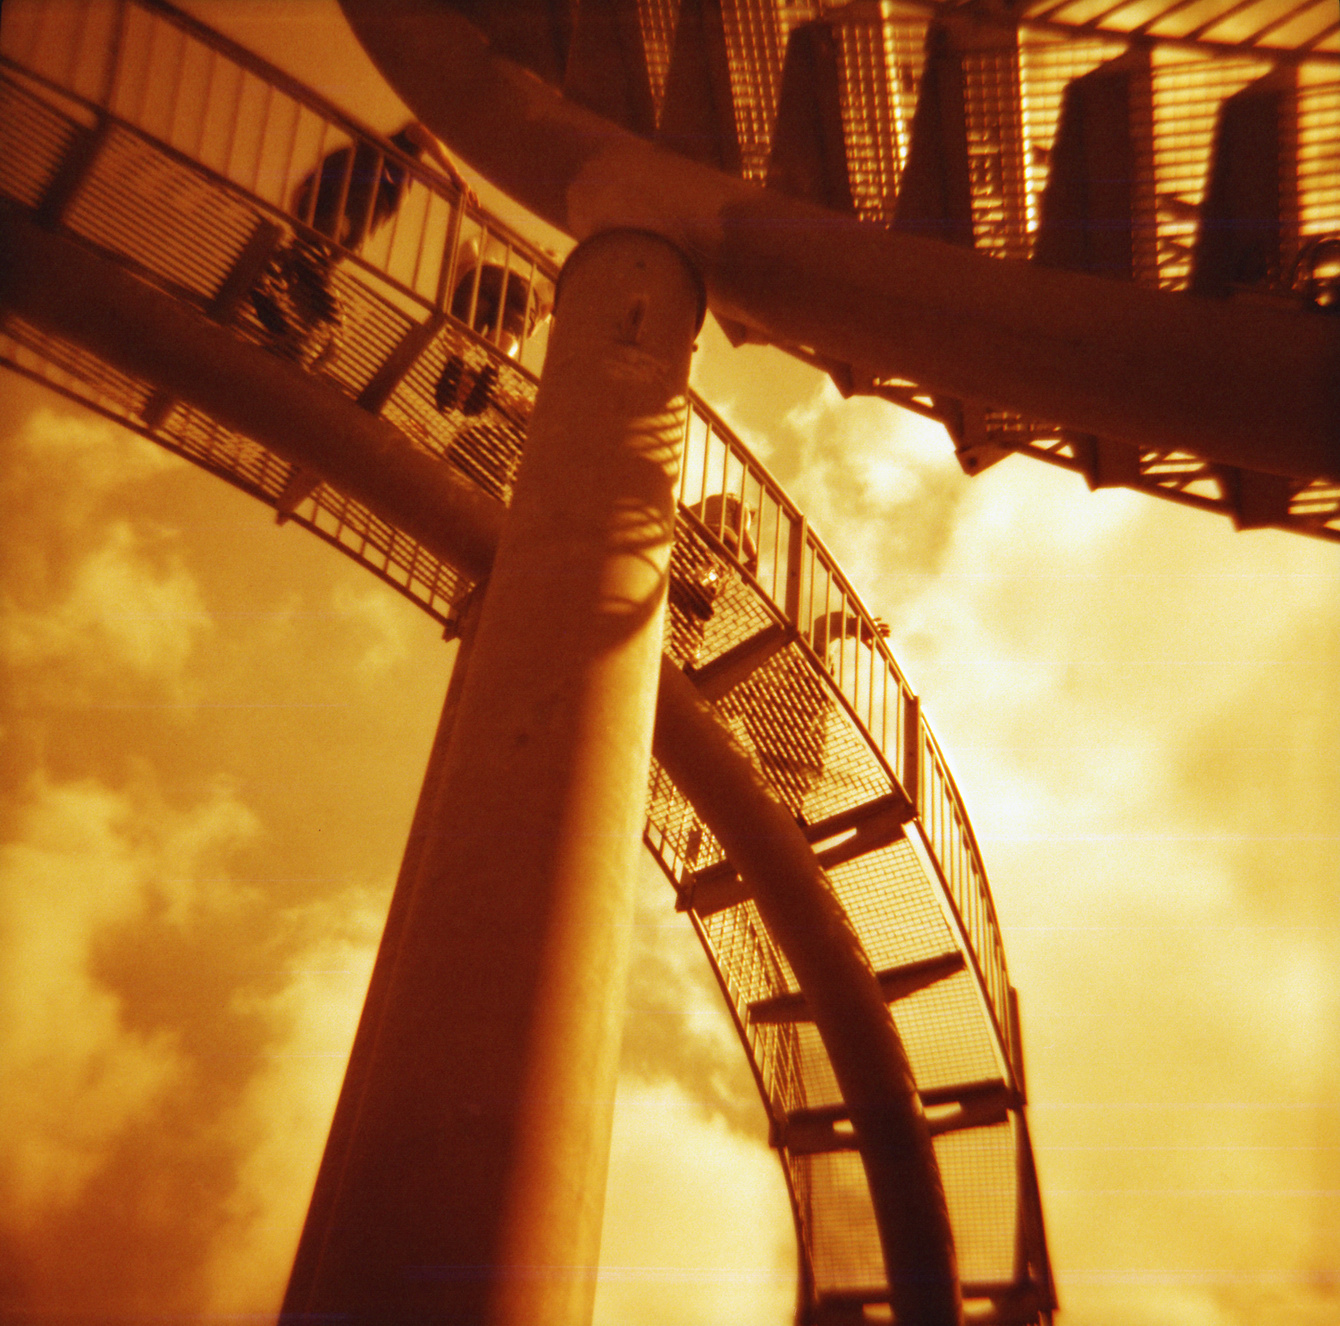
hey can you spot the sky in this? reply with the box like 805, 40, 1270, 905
1, 3, 1337, 1324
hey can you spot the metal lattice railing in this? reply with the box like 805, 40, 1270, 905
0, 2, 1054, 1319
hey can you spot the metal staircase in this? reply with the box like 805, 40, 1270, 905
551, 0, 1340, 539
0, 2, 1056, 1321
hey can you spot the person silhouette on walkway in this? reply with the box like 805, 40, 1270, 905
251, 121, 471, 361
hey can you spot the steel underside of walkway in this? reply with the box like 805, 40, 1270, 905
43, 0, 1340, 1319
388, 0, 1337, 540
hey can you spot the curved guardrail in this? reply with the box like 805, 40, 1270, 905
0, 3, 1053, 1319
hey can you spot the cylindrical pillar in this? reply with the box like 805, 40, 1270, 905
285, 230, 703, 1325
282, 591, 484, 1316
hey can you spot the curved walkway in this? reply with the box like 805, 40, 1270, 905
0, 4, 1053, 1320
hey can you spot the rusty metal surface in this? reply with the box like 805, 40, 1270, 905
0, 4, 1058, 1319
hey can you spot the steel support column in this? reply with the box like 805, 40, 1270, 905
286, 230, 701, 1324
0, 210, 962, 1321
281, 590, 484, 1316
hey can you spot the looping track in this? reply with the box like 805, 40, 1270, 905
0, 3, 1054, 1320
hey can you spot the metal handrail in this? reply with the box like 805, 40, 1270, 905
0, 0, 1020, 1069
0, 15, 1053, 1310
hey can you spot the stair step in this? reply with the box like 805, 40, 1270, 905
682, 790, 916, 917
776, 1078, 1017, 1154
749, 951, 965, 1025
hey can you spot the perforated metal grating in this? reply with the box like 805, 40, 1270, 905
0, 2, 1057, 1318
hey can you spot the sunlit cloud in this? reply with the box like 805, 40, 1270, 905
331, 579, 416, 679
203, 895, 383, 1315
595, 1077, 796, 1326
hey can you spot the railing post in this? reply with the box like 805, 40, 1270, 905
785, 511, 806, 626
902, 689, 921, 810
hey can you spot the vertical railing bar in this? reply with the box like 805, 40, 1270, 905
819, 560, 832, 674
768, 493, 780, 603
728, 450, 744, 564
463, 222, 485, 331
100, 0, 130, 111
408, 185, 432, 296
221, 61, 247, 182
300, 118, 331, 228
701, 424, 714, 525
275, 94, 301, 209
493, 239, 513, 344
805, 527, 817, 646
330, 133, 358, 246
380, 150, 410, 272
703, 423, 717, 520
867, 626, 876, 741
708, 426, 721, 534
518, 260, 538, 359
249, 78, 274, 193
433, 186, 466, 312
132, 8, 157, 127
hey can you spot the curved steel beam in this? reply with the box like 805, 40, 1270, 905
338, 0, 1339, 484
0, 205, 960, 1325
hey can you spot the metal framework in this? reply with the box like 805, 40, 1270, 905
563, 0, 1340, 537
0, 2, 1059, 1321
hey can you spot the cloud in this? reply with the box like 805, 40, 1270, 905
594, 1077, 796, 1326
0, 399, 395, 1320
0, 770, 259, 1315
620, 854, 766, 1140
202, 894, 384, 1315
0, 765, 389, 1320
331, 579, 415, 679
1, 406, 210, 723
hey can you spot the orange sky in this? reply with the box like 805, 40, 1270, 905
1, 4, 1337, 1324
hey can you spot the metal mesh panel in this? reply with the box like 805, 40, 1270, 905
802, 1151, 885, 1296
314, 270, 421, 401
702, 898, 799, 1009
791, 1021, 843, 1110
0, 69, 87, 205
1017, 31, 1131, 239
935, 1120, 1019, 1286
638, 0, 681, 114
826, 839, 955, 972
1296, 75, 1340, 243
720, 0, 786, 182
833, 16, 900, 222
963, 42, 1031, 260
890, 973, 1004, 1094
66, 124, 258, 303
1150, 51, 1272, 288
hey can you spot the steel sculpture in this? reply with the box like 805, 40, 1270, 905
342, 0, 1340, 541
56, 2, 1312, 1322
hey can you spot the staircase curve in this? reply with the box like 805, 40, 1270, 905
0, 2, 1055, 1322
